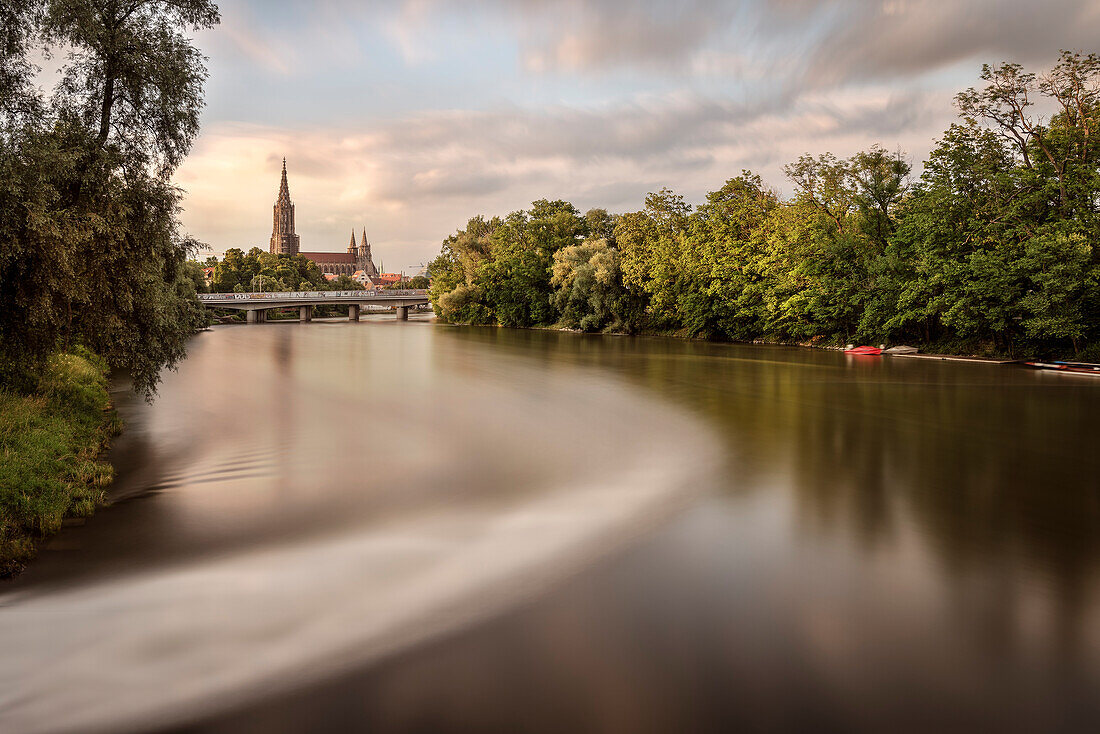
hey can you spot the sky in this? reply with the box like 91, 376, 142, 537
166, 0, 1100, 268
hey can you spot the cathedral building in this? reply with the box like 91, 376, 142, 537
269, 158, 380, 279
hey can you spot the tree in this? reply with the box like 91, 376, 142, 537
784, 152, 854, 234
613, 189, 692, 329
0, 0, 41, 125
849, 146, 910, 250
584, 208, 618, 246
330, 274, 364, 291
429, 202, 585, 327
43, 0, 220, 175
782, 153, 886, 342
879, 124, 1013, 344
678, 172, 777, 339
425, 54, 1100, 359
527, 199, 587, 254
0, 128, 81, 388
956, 52, 1100, 218
428, 216, 498, 322
551, 239, 641, 332
477, 244, 555, 327
182, 260, 208, 294
0, 0, 220, 396
613, 210, 658, 292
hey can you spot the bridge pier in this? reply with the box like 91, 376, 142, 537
395, 305, 408, 321
348, 304, 360, 321
246, 310, 259, 324
299, 305, 313, 322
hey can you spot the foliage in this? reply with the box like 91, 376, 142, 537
204, 247, 364, 293
430, 54, 1100, 358
0, 0, 220, 397
551, 239, 642, 332
429, 203, 591, 328
42, 0, 220, 175
0, 348, 119, 576
330, 274, 365, 290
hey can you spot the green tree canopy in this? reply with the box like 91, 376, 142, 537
0, 0, 220, 396
429, 53, 1100, 360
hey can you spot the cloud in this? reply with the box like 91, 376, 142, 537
177, 0, 1100, 267
496, 0, 742, 72
176, 85, 949, 265
804, 0, 1100, 84
376, 0, 1100, 82
211, 0, 1100, 83
344, 0, 745, 72
219, 24, 293, 75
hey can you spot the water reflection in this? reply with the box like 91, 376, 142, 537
0, 320, 717, 733
5, 321, 1100, 732
454, 328, 1100, 583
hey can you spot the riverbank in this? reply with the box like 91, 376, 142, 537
0, 349, 120, 578
515, 320, 1044, 365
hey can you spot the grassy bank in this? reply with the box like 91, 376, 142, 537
0, 349, 121, 578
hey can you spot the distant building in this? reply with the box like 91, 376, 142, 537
374, 273, 405, 286
269, 159, 381, 278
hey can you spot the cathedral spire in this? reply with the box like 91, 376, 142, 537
348, 229, 357, 254
277, 157, 291, 203
270, 157, 300, 255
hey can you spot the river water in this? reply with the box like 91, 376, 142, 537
3, 317, 1100, 732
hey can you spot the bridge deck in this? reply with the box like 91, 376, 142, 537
199, 290, 429, 310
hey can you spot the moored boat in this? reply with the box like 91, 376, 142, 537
1025, 361, 1100, 376
845, 346, 882, 356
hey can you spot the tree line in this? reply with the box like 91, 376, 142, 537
201, 247, 361, 293
0, 0, 219, 396
430, 53, 1100, 359
199, 248, 430, 293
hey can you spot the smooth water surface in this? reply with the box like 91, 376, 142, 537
3, 318, 1100, 732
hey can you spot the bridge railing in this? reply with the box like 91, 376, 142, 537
198, 289, 428, 302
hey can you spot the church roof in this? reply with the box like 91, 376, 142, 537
300, 251, 357, 264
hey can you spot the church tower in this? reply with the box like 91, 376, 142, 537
358, 227, 380, 278
347, 230, 357, 255
270, 158, 300, 255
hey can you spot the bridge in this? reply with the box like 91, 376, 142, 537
198, 289, 430, 323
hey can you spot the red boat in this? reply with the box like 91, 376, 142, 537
1025, 361, 1100, 376
845, 346, 882, 356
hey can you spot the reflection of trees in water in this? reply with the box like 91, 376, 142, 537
446, 326, 1100, 660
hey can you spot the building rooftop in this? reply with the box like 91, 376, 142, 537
300, 251, 357, 264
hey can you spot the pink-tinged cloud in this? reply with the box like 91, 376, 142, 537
176, 86, 953, 265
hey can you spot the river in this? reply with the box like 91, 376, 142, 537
3, 317, 1100, 733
